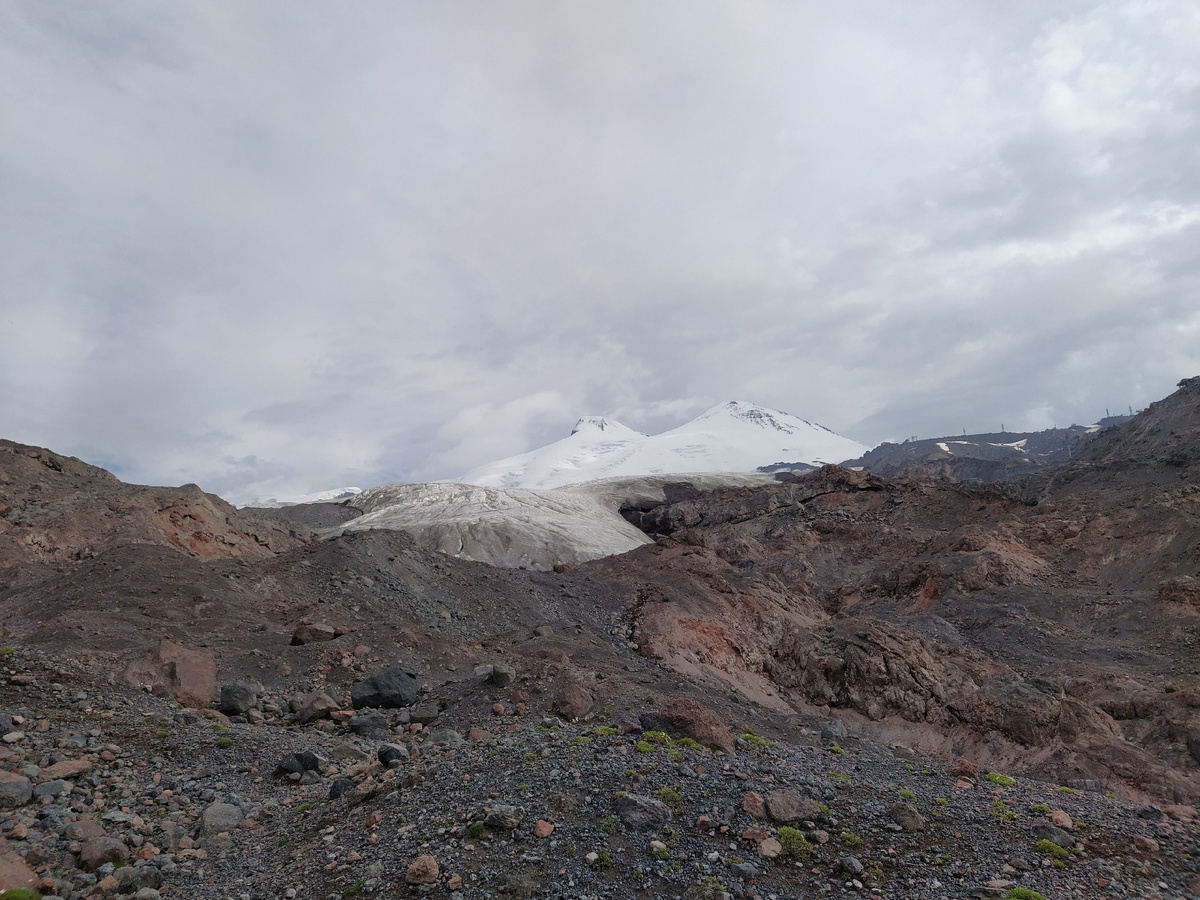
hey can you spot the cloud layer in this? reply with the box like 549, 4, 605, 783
2, 1, 1198, 502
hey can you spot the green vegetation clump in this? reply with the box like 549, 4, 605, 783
827, 771, 851, 783
641, 731, 671, 745
673, 737, 704, 751
741, 730, 768, 749
342, 880, 366, 897
295, 802, 314, 815
466, 822, 485, 839
830, 745, 846, 755
0, 890, 42, 900
1057, 785, 1077, 794
656, 787, 685, 813
598, 816, 621, 835
594, 725, 619, 737
992, 801, 1020, 821
1031, 803, 1051, 814
1006, 890, 1048, 900
985, 772, 1016, 786
840, 832, 862, 847
777, 826, 812, 858
1036, 839, 1069, 860
899, 789, 915, 800
217, 737, 233, 749
590, 848, 613, 870
635, 741, 654, 754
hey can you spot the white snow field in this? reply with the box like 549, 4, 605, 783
459, 401, 868, 489
323, 473, 777, 571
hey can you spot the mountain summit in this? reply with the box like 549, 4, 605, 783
459, 401, 867, 489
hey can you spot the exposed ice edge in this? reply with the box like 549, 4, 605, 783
322, 472, 780, 571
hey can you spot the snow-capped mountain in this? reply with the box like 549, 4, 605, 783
242, 486, 363, 509
459, 401, 868, 489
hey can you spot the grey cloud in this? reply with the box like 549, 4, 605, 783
1, 0, 1198, 503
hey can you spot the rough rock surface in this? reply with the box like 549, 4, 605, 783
0, 381, 1198, 898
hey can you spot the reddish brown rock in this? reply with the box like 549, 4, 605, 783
640, 697, 734, 753
291, 622, 337, 645
741, 791, 766, 818
1050, 809, 1073, 829
765, 789, 819, 823
40, 758, 92, 780
80, 836, 129, 871
1133, 835, 1160, 855
122, 640, 217, 709
758, 837, 782, 858
533, 819, 554, 838
889, 801, 926, 831
554, 684, 593, 721
0, 836, 36, 890
405, 854, 439, 884
64, 820, 105, 842
295, 690, 340, 724
953, 758, 979, 778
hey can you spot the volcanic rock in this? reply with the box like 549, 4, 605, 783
351, 667, 419, 709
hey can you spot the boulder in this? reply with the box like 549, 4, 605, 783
351, 667, 419, 709
378, 743, 410, 768
741, 791, 766, 818
291, 623, 337, 645
115, 864, 164, 893
889, 801, 925, 831
0, 835, 36, 889
296, 690, 340, 724
217, 683, 259, 716
639, 697, 734, 753
554, 684, 594, 721
405, 854, 439, 885
765, 789, 820, 823
614, 793, 672, 831
484, 804, 525, 829
0, 770, 32, 808
348, 711, 390, 739
80, 836, 129, 871
1030, 823, 1076, 848
122, 640, 217, 709
199, 801, 244, 843
489, 664, 517, 687
39, 758, 91, 779
328, 778, 356, 801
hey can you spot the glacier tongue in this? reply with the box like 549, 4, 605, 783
459, 401, 866, 489
325, 473, 777, 571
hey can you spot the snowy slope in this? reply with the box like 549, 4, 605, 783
325, 473, 776, 570
459, 401, 867, 489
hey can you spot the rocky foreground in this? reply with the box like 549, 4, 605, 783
2, 380, 1200, 898
1, 646, 1199, 900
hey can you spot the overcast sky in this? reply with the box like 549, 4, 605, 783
2, 1, 1198, 503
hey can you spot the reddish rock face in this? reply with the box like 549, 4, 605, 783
122, 640, 217, 709
641, 697, 734, 753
